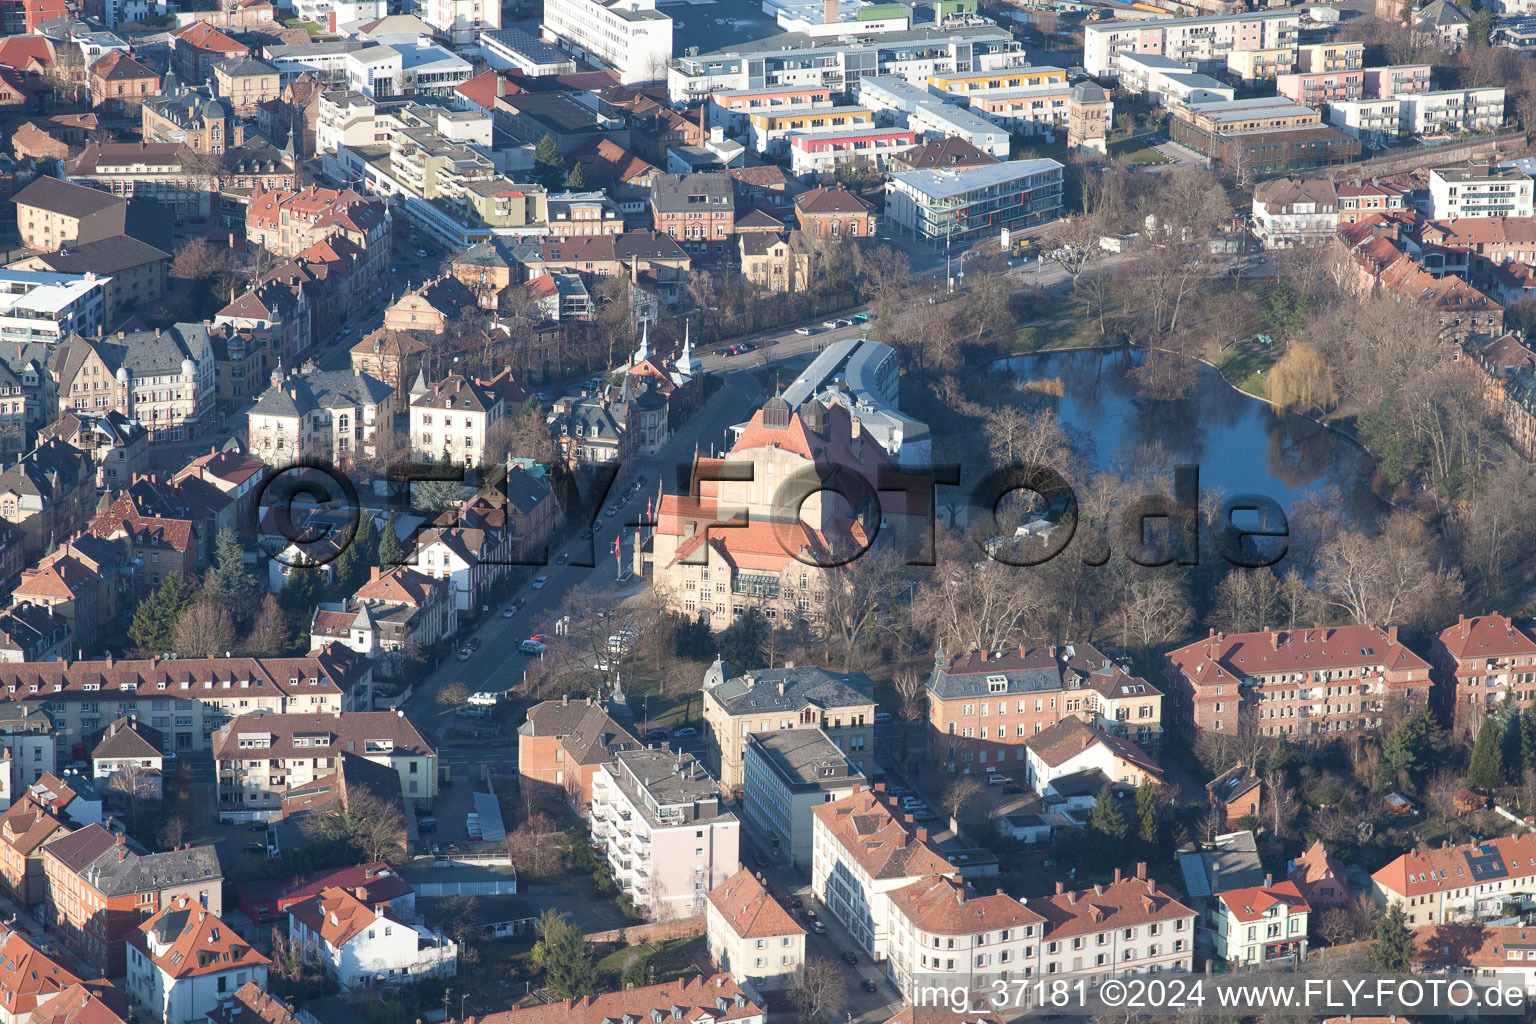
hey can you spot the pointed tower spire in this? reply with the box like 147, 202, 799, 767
632, 320, 649, 366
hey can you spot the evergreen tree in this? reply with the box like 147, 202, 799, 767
1135, 782, 1159, 849
128, 573, 194, 654
719, 608, 768, 668
534, 910, 596, 998
565, 161, 588, 190
1520, 707, 1536, 773
1378, 705, 1442, 791
1502, 707, 1525, 783
279, 557, 327, 622
205, 527, 256, 605
1368, 903, 1415, 974
1466, 720, 1507, 790
334, 512, 376, 593
533, 133, 566, 191
1088, 783, 1128, 841
378, 513, 405, 568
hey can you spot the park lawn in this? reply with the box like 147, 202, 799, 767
1012, 318, 1105, 354
1216, 347, 1274, 400
1107, 138, 1172, 165
596, 935, 707, 987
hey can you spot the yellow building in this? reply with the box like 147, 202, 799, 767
1225, 47, 1297, 82
928, 66, 1067, 96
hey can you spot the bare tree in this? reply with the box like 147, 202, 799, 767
1264, 769, 1298, 837
299, 788, 406, 862
505, 813, 565, 880
941, 777, 983, 824
791, 957, 845, 1022
108, 761, 160, 833
1042, 216, 1105, 290
174, 599, 237, 658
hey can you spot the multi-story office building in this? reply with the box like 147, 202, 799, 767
1083, 11, 1300, 79
541, 0, 672, 85
668, 26, 1026, 102
1163, 625, 1433, 741
1429, 163, 1535, 219
885, 158, 1063, 249
0, 271, 109, 346
742, 728, 865, 870
424, 0, 499, 48
589, 749, 738, 921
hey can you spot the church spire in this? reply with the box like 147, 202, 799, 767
631, 321, 649, 366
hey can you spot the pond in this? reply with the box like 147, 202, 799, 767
999, 347, 1384, 524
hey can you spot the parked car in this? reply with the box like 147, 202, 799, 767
853, 312, 871, 322
795, 326, 818, 335
456, 648, 471, 661
861, 979, 878, 993
419, 818, 437, 834
672, 726, 698, 738
502, 606, 516, 618
243, 843, 265, 854
821, 320, 838, 329
841, 951, 857, 965
531, 576, 547, 589
415, 249, 428, 258
986, 773, 1011, 786
466, 637, 482, 651
1003, 785, 1024, 795
834, 318, 852, 328
555, 552, 569, 565
874, 711, 893, 723
519, 640, 546, 655
812, 921, 826, 934
644, 728, 668, 741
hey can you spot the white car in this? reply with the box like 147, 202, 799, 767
468, 691, 500, 706
531, 576, 547, 589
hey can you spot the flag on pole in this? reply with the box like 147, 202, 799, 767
614, 533, 621, 567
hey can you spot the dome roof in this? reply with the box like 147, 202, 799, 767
201, 97, 227, 120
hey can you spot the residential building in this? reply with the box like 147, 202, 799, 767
516, 696, 638, 814
1164, 625, 1433, 741
28, 985, 125, 1024
11, 177, 126, 254
589, 748, 738, 921
1364, 63, 1433, 97
1430, 613, 1536, 736
287, 885, 455, 989
87, 488, 202, 590
927, 644, 1162, 776
245, 183, 388, 272
547, 387, 637, 478
0, 271, 109, 347
1276, 69, 1364, 106
1416, 923, 1536, 993
172, 23, 247, 84
140, 90, 242, 155
742, 729, 864, 870
0, 650, 363, 757
650, 172, 735, 259
889, 137, 996, 173
1083, 11, 1301, 79
540, 0, 672, 85
87, 50, 158, 113
1372, 834, 1536, 926
1210, 879, 1309, 967
90, 717, 163, 794
125, 900, 268, 1024
1289, 840, 1352, 912
886, 159, 1063, 249
403, 494, 523, 616
1027, 867, 1195, 979
1023, 719, 1164, 797
1252, 177, 1339, 248
786, 127, 916, 179
1337, 180, 1412, 222
212, 56, 281, 116
51, 327, 216, 444
62, 144, 220, 220
1416, 0, 1473, 47
0, 789, 71, 907
1115, 54, 1234, 107
519, 231, 690, 305
203, 984, 299, 1024
706, 868, 805, 992
1296, 41, 1364, 72
0, 929, 81, 1024
701, 661, 876, 794
234, 861, 411, 927
1402, 88, 1505, 136
351, 332, 428, 416
247, 368, 392, 467
213, 710, 438, 813
40, 824, 222, 975
1206, 763, 1261, 828
309, 567, 456, 678
739, 233, 812, 294
883, 873, 1044, 1002
0, 439, 94, 561
747, 106, 875, 158
454, 977, 761, 1024
407, 369, 526, 467
423, 0, 500, 48
1225, 47, 1298, 82
1430, 163, 1535, 219
811, 787, 956, 960
9, 237, 171, 330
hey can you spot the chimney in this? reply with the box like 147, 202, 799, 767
1054, 881, 1065, 895
1113, 868, 1122, 884
1066, 891, 1077, 905
823, 0, 837, 23
1093, 884, 1103, 896
1271, 631, 1280, 650
370, 567, 380, 581
956, 888, 965, 905
1388, 625, 1399, 643
872, 782, 884, 793
916, 828, 927, 842
1135, 861, 1147, 880
561, 694, 568, 706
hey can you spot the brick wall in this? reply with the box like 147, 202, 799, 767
584, 914, 705, 945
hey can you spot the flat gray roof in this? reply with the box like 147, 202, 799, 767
888, 157, 1063, 200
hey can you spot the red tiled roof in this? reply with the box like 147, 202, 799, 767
1029, 874, 1193, 939
28, 984, 125, 1024
1166, 625, 1430, 688
0, 930, 80, 1018
174, 22, 247, 53
1216, 880, 1310, 923
812, 789, 955, 881
466, 975, 761, 1024
706, 867, 804, 940
887, 874, 1043, 935
128, 898, 268, 980
1373, 834, 1536, 898
1435, 613, 1536, 661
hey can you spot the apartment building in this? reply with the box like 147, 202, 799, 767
0, 929, 82, 1023
884, 873, 1043, 1001
1430, 613, 1536, 735
747, 106, 875, 158
788, 127, 917, 178
1163, 625, 1434, 741
407, 369, 525, 468
1028, 868, 1195, 979
40, 824, 222, 975
885, 159, 1063, 249
1327, 97, 1413, 145
0, 440, 94, 562
1295, 41, 1364, 72
286, 885, 455, 989
246, 368, 392, 467
742, 728, 865, 870
1023, 719, 1164, 798
309, 567, 456, 675
702, 663, 875, 794
1430, 163, 1536, 219
1225, 47, 1296, 83
589, 749, 738, 921
0, 651, 363, 760
126, 900, 269, 1024
11, 177, 128, 254
1210, 879, 1309, 968
668, 26, 1026, 102
927, 644, 1162, 776
1252, 176, 1339, 248
1404, 88, 1505, 135
0, 789, 71, 907
51, 327, 217, 444
245, 183, 388, 273
424, 0, 500, 48
212, 710, 438, 814
0, 271, 108, 347
811, 787, 956, 961
1082, 11, 1301, 79
1276, 70, 1364, 106
650, 172, 735, 258
1372, 834, 1536, 926
517, 696, 639, 814
705, 868, 805, 993
1365, 64, 1432, 97
540, 0, 672, 85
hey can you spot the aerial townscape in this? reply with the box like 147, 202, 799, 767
3, 0, 1536, 1019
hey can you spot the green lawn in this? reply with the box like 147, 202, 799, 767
282, 17, 331, 38
1107, 137, 1172, 165
1216, 347, 1273, 400
1012, 319, 1106, 354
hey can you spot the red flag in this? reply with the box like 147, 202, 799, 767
614, 534, 621, 566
